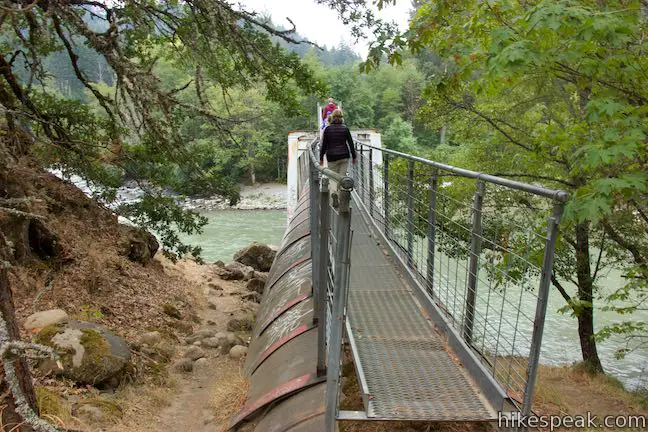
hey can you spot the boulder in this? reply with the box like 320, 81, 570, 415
208, 283, 222, 291
245, 278, 265, 295
73, 399, 122, 424
229, 345, 248, 359
202, 337, 220, 349
226, 332, 245, 346
184, 328, 216, 344
225, 262, 255, 280
122, 227, 158, 265
242, 292, 261, 303
214, 266, 244, 281
36, 321, 131, 386
253, 272, 269, 283
161, 304, 181, 319
24, 309, 68, 331
184, 346, 205, 361
215, 332, 239, 354
193, 358, 210, 374
233, 242, 276, 272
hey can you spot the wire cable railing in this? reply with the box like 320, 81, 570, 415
351, 139, 567, 416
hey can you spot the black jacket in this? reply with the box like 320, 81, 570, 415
320, 123, 357, 162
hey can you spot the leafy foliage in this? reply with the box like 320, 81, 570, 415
0, 1, 326, 256
321, 0, 648, 369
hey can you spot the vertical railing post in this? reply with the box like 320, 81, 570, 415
406, 160, 415, 267
383, 154, 390, 238
427, 170, 439, 298
368, 147, 374, 219
464, 180, 485, 344
325, 179, 353, 432
522, 201, 565, 415
359, 143, 365, 204
310, 163, 320, 323
316, 177, 330, 376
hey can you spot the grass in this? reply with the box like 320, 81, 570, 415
211, 359, 249, 432
534, 362, 648, 422
102, 381, 176, 432
35, 386, 76, 429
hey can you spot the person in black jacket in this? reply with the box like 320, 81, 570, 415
319, 109, 357, 196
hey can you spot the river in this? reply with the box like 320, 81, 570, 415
187, 208, 647, 391
180, 209, 287, 263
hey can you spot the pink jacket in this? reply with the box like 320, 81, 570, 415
322, 103, 338, 120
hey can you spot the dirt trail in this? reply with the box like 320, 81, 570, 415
107, 258, 256, 432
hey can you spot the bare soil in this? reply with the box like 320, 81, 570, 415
106, 259, 254, 432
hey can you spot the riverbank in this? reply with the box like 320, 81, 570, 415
182, 183, 287, 211
51, 170, 288, 211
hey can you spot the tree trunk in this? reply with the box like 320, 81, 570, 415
0, 240, 38, 431
440, 124, 448, 146
248, 147, 256, 185
574, 222, 604, 373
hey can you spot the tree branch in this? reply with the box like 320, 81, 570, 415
552, 273, 573, 305
602, 220, 646, 267
592, 230, 606, 281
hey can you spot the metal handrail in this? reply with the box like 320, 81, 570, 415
309, 138, 354, 191
351, 138, 567, 417
354, 141, 568, 202
303, 135, 354, 431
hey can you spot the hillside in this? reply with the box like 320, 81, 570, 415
2, 156, 198, 340
0, 150, 264, 431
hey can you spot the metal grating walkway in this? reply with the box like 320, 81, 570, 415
346, 203, 496, 420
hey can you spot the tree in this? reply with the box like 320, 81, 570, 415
1, 0, 323, 256
382, 116, 417, 152
1, 2, 324, 428
320, 0, 648, 373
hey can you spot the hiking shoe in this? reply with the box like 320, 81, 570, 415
331, 192, 339, 208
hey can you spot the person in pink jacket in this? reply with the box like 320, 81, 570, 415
321, 98, 338, 129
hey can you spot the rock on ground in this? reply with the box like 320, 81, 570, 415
214, 266, 245, 281
225, 262, 255, 280
173, 358, 194, 373
193, 358, 210, 374
229, 345, 248, 359
184, 346, 205, 361
245, 278, 265, 294
36, 320, 131, 387
233, 242, 276, 272
122, 226, 159, 265
140, 331, 162, 346
24, 309, 68, 331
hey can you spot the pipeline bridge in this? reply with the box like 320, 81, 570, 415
228, 127, 568, 432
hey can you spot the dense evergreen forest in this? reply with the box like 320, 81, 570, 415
0, 0, 646, 393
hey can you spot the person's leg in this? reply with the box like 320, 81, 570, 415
327, 159, 344, 192
333, 158, 349, 181
328, 158, 349, 195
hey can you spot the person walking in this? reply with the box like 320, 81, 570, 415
319, 109, 356, 203
321, 97, 337, 130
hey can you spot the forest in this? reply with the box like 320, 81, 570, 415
0, 0, 646, 422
